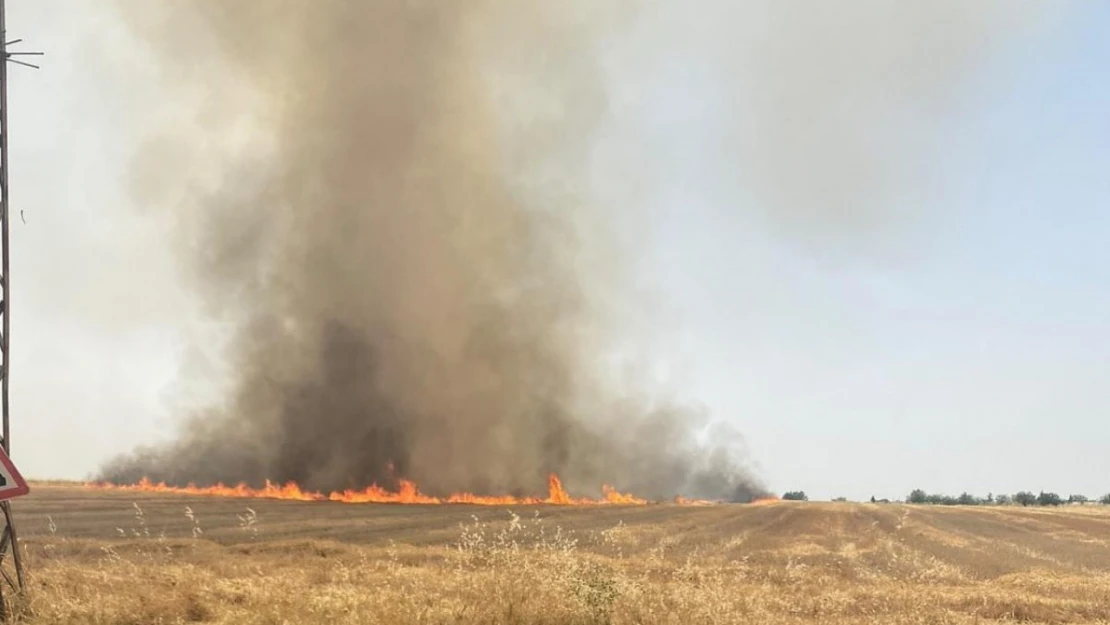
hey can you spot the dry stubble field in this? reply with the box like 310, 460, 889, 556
8, 483, 1110, 624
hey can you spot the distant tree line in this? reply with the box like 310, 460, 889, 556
905, 490, 1110, 507
786, 491, 1110, 505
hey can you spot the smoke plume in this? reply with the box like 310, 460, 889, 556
98, 1, 766, 502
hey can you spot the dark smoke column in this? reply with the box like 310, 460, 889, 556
100, 1, 767, 503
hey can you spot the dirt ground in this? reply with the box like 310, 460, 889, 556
8, 484, 1110, 624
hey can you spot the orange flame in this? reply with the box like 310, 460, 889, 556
86, 474, 660, 506
673, 495, 717, 506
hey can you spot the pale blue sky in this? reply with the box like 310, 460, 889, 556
8, 2, 1110, 501
611, 1, 1110, 500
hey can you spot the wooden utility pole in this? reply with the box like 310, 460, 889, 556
0, 1, 40, 617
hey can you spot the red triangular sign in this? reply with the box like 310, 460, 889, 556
0, 447, 28, 501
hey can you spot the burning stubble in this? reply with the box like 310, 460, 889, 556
98, 1, 767, 502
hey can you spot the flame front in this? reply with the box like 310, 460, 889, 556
86, 474, 668, 506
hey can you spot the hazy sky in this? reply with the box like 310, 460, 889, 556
8, 2, 1110, 501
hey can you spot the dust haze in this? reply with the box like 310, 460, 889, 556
615, 1, 1053, 253
97, 1, 766, 501
726, 2, 1050, 247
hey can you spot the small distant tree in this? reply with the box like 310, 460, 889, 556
782, 491, 807, 501
908, 489, 927, 504
831, 496, 848, 502
995, 494, 1012, 506
1068, 494, 1088, 505
1037, 491, 1063, 507
986, 492, 994, 505
957, 492, 978, 506
1100, 494, 1110, 505
1014, 491, 1037, 507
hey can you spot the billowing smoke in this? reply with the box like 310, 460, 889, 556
98, 1, 767, 501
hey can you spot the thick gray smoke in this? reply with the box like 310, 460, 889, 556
98, 2, 767, 501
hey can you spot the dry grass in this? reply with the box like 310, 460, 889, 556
8, 485, 1110, 624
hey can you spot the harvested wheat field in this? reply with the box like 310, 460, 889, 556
9, 483, 1110, 624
